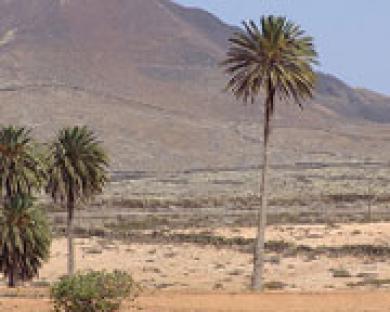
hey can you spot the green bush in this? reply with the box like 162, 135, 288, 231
51, 271, 139, 312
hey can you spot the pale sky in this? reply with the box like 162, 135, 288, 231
176, 0, 390, 96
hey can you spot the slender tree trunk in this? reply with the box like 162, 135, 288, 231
8, 268, 15, 288
251, 134, 269, 290
252, 84, 274, 291
67, 194, 75, 276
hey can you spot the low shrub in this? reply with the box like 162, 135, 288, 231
264, 281, 287, 290
347, 278, 390, 288
51, 270, 139, 312
330, 268, 351, 278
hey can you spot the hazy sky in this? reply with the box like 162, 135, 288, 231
175, 0, 390, 96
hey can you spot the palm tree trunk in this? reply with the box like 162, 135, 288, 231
67, 194, 75, 276
8, 268, 15, 288
252, 135, 269, 290
252, 82, 274, 291
5, 178, 12, 202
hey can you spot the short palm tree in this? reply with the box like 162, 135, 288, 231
0, 195, 51, 287
222, 16, 318, 290
0, 126, 45, 201
46, 126, 108, 275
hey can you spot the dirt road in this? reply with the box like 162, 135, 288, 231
1, 291, 390, 312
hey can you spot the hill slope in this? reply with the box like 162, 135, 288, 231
0, 0, 389, 170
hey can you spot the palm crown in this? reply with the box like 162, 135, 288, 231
0, 126, 45, 200
223, 15, 318, 113
46, 126, 108, 214
0, 195, 51, 287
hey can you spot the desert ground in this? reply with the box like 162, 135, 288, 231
2, 222, 390, 311
26, 223, 390, 292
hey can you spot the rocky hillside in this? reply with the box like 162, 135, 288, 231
0, 0, 389, 170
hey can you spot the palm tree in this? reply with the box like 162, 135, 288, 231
0, 126, 45, 201
0, 195, 51, 287
222, 16, 318, 290
46, 126, 108, 275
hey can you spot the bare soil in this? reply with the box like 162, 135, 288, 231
2, 291, 390, 312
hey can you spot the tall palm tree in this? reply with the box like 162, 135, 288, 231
0, 126, 45, 201
222, 16, 318, 290
46, 126, 108, 275
0, 195, 51, 287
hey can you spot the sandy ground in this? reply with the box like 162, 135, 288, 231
7, 222, 386, 292
1, 223, 390, 311
37, 239, 390, 291
2, 291, 390, 312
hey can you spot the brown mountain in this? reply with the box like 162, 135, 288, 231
0, 0, 389, 170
